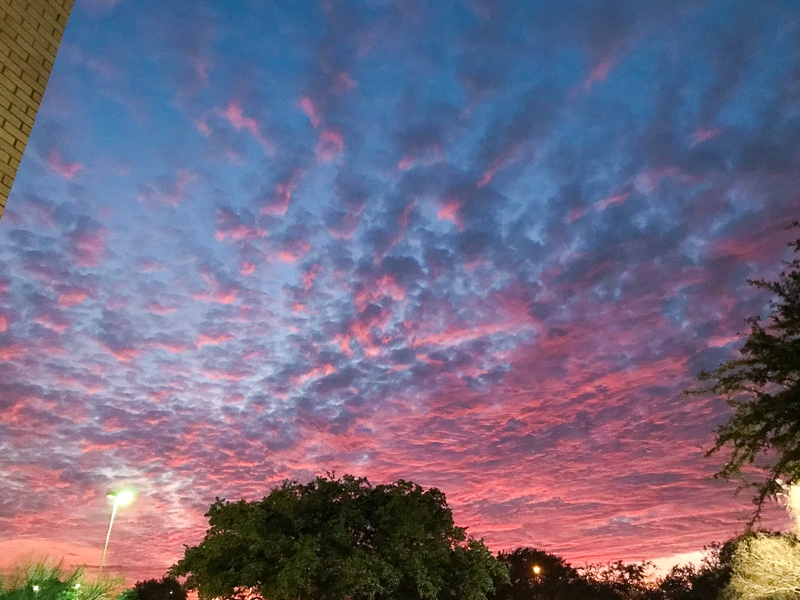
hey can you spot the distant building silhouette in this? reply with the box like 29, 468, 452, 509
0, 0, 74, 219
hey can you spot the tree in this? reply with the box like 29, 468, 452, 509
653, 541, 734, 600
723, 483, 800, 600
691, 227, 800, 513
584, 561, 655, 600
491, 547, 596, 600
725, 532, 800, 600
170, 474, 508, 600
491, 543, 737, 600
120, 578, 186, 600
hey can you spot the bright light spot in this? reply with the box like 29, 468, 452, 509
532, 565, 542, 575
108, 488, 136, 506
75, 584, 81, 589
786, 481, 800, 535
117, 489, 135, 505
32, 586, 39, 592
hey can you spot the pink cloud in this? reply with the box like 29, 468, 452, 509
354, 275, 405, 311
333, 333, 354, 358
0, 315, 6, 332
291, 301, 309, 314
261, 169, 304, 216
69, 228, 107, 268
138, 259, 168, 272
196, 118, 212, 136
192, 55, 210, 84
708, 334, 740, 348
46, 150, 83, 179
103, 345, 139, 363
221, 102, 255, 132
294, 364, 336, 386
349, 306, 392, 356
154, 341, 191, 354
221, 100, 273, 153
0, 539, 101, 572
214, 208, 260, 242
332, 72, 357, 94
145, 301, 179, 315
194, 289, 237, 305
381, 199, 417, 256
692, 128, 722, 144
58, 288, 89, 306
437, 198, 465, 230
278, 240, 311, 263
594, 192, 629, 211
195, 265, 239, 304
240, 261, 256, 276
583, 55, 616, 91
635, 167, 680, 194
411, 322, 517, 348
569, 193, 630, 222
316, 129, 344, 162
397, 155, 415, 170
203, 368, 249, 382
329, 200, 366, 240
35, 312, 70, 333
477, 144, 524, 188
299, 96, 321, 128
197, 332, 232, 346
302, 263, 322, 291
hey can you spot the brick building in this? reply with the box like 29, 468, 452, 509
0, 0, 74, 220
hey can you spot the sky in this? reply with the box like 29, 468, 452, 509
1, 0, 800, 582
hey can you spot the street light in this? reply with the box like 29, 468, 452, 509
99, 489, 135, 577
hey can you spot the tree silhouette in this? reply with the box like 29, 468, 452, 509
691, 226, 800, 514
170, 474, 508, 600
491, 548, 600, 600
121, 578, 186, 600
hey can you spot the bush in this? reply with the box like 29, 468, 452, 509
118, 578, 185, 600
0, 561, 120, 600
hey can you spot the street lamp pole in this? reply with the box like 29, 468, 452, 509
99, 489, 135, 577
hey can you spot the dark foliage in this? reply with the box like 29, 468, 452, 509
691, 226, 800, 515
491, 547, 589, 600
649, 541, 734, 600
170, 474, 508, 600
0, 563, 117, 600
491, 541, 735, 600
121, 578, 186, 600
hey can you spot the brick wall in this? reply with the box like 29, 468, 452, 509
0, 0, 74, 220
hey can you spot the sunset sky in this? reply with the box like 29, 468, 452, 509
2, 0, 800, 581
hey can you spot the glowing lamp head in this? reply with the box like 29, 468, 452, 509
108, 489, 136, 506
532, 565, 542, 575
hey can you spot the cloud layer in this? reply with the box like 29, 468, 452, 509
1, 0, 799, 579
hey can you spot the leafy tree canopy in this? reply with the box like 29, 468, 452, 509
492, 547, 594, 600
651, 540, 735, 600
491, 543, 734, 600
691, 227, 800, 514
170, 474, 508, 600
120, 578, 186, 600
